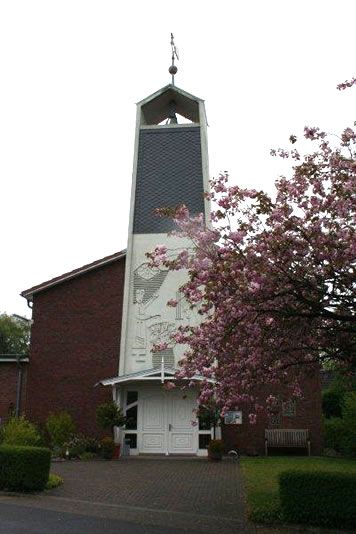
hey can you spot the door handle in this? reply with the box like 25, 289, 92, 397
168, 424, 172, 431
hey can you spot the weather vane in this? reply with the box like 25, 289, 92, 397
169, 33, 179, 85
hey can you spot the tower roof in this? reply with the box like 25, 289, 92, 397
137, 84, 207, 125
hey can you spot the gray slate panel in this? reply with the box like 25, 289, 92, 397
133, 126, 205, 234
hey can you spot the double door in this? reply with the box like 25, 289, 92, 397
139, 388, 197, 454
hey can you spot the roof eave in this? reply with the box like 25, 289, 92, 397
21, 250, 126, 301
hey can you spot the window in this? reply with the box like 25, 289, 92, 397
198, 408, 214, 430
282, 400, 296, 417
199, 434, 211, 449
124, 433, 137, 448
126, 391, 138, 430
127, 391, 138, 405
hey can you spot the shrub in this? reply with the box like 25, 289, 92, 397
323, 392, 356, 457
2, 416, 41, 447
208, 439, 224, 460
46, 411, 75, 448
96, 402, 126, 434
322, 388, 344, 418
208, 439, 223, 454
62, 434, 86, 458
82, 436, 99, 454
0, 445, 51, 491
100, 437, 115, 459
62, 434, 99, 459
279, 470, 356, 528
340, 392, 356, 457
324, 417, 348, 451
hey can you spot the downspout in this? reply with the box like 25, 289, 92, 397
15, 356, 23, 417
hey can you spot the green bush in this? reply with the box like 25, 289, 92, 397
324, 417, 348, 451
96, 402, 126, 433
1, 416, 41, 447
0, 445, 51, 491
324, 392, 356, 456
322, 388, 344, 418
341, 392, 356, 456
62, 434, 99, 459
82, 436, 99, 454
279, 470, 356, 528
46, 411, 75, 448
100, 437, 115, 459
208, 439, 223, 454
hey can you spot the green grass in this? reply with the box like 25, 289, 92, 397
45, 473, 63, 490
240, 456, 356, 524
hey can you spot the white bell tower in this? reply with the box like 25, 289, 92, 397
119, 49, 210, 376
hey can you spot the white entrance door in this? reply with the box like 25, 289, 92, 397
139, 388, 197, 455
140, 392, 166, 453
168, 390, 197, 454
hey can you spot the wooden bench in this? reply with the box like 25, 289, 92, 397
265, 429, 311, 456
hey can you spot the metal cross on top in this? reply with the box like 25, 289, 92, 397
169, 33, 179, 85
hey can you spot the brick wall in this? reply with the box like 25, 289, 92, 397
25, 257, 125, 437
222, 367, 323, 455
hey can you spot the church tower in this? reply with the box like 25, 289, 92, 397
102, 39, 213, 455
119, 69, 210, 376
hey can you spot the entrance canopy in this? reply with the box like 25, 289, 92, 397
97, 364, 214, 387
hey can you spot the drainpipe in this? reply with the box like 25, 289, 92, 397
15, 355, 23, 417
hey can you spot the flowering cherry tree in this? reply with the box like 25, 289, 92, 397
148, 118, 356, 418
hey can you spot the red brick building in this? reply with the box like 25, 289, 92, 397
20, 252, 125, 437
19, 247, 323, 455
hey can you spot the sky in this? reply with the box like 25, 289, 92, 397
1, 0, 355, 318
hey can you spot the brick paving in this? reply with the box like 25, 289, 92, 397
0, 457, 249, 533
50, 457, 245, 519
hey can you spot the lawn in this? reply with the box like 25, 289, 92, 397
240, 456, 356, 524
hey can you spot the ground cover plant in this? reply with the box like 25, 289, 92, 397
240, 456, 356, 525
46, 473, 63, 490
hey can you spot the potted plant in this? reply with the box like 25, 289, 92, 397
100, 436, 115, 460
208, 439, 224, 461
96, 401, 126, 459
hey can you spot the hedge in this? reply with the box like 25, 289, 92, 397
279, 470, 356, 528
0, 445, 51, 491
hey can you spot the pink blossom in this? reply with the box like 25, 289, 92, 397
248, 414, 257, 425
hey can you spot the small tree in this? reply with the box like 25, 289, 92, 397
96, 402, 126, 438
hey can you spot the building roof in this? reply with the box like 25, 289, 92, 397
21, 250, 126, 302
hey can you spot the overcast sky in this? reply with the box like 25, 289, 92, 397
1, 0, 355, 318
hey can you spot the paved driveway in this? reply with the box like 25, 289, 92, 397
0, 457, 249, 533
